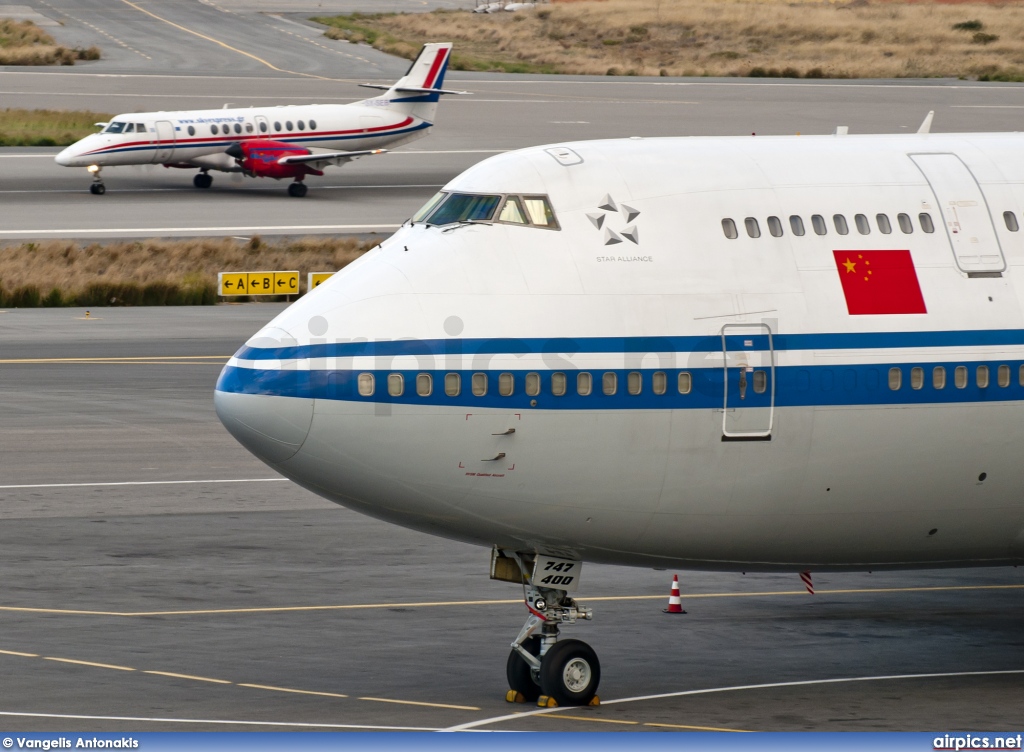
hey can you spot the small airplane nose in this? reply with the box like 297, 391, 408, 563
54, 147, 75, 166
214, 327, 314, 466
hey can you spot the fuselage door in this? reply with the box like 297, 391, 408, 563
154, 120, 176, 163
721, 323, 774, 440
909, 153, 1006, 275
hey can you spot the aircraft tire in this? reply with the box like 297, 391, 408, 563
505, 636, 542, 702
288, 182, 308, 198
90, 183, 105, 195
193, 173, 212, 189
539, 639, 600, 706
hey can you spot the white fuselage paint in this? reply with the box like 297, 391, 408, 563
216, 132, 1024, 572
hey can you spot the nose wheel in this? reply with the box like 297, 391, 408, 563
87, 165, 105, 195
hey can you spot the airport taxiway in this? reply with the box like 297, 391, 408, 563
0, 307, 1021, 731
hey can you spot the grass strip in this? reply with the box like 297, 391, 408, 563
0, 18, 100, 66
0, 108, 113, 147
313, 1, 1024, 80
0, 236, 379, 307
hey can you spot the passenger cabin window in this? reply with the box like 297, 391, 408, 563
627, 371, 642, 395
499, 373, 514, 396
259, 121, 268, 133
602, 372, 617, 395
445, 372, 461, 397
919, 213, 935, 233
245, 123, 253, 133
833, 214, 849, 235
552, 372, 567, 397
286, 121, 293, 130
525, 372, 541, 396
933, 366, 946, 390
310, 119, 317, 130
416, 373, 432, 397
388, 373, 404, 397
745, 217, 761, 238
274, 121, 282, 132
678, 372, 692, 394
767, 216, 783, 237
911, 367, 924, 390
898, 213, 913, 233
210, 124, 219, 135
577, 372, 592, 396
888, 367, 901, 390
877, 213, 892, 234
472, 373, 488, 397
498, 196, 528, 225
523, 197, 558, 227
358, 373, 374, 396
976, 365, 989, 389
812, 215, 827, 235
652, 371, 667, 395
722, 218, 738, 239
187, 126, 195, 136
955, 365, 968, 389
855, 214, 871, 235
234, 123, 242, 134
789, 216, 805, 236
297, 120, 305, 131
1004, 211, 1020, 232
998, 364, 1011, 387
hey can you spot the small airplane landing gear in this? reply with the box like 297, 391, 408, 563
87, 164, 105, 195
502, 554, 599, 707
288, 180, 308, 198
193, 171, 213, 189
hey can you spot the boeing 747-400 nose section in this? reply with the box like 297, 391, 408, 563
215, 326, 314, 466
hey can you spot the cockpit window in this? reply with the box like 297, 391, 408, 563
426, 193, 501, 226
522, 197, 557, 227
104, 122, 127, 134
124, 123, 135, 133
412, 191, 447, 223
497, 196, 527, 224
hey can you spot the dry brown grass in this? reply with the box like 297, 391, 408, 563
317, 1, 1024, 79
0, 236, 378, 307
0, 18, 100, 66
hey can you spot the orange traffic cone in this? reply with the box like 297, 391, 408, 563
663, 574, 686, 614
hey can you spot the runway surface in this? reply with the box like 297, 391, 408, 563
0, 306, 1021, 732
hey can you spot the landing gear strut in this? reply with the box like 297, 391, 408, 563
288, 180, 308, 198
193, 171, 213, 189
502, 554, 600, 707
88, 164, 105, 195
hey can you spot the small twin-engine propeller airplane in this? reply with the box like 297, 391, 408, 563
55, 42, 463, 197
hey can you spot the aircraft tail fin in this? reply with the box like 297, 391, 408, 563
358, 43, 466, 123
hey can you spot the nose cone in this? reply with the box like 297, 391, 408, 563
54, 145, 76, 167
215, 326, 314, 466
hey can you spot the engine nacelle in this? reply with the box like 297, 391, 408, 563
224, 140, 323, 180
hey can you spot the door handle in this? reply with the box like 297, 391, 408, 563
491, 428, 516, 436
482, 452, 506, 462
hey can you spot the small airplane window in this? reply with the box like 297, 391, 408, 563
187, 126, 196, 136
416, 373, 432, 397
767, 216, 783, 238
499, 372, 514, 396
310, 119, 317, 130
998, 364, 1010, 387
678, 372, 692, 394
286, 121, 293, 131
551, 372, 567, 397
744, 217, 760, 238
472, 372, 488, 397
124, 123, 135, 133
627, 371, 642, 395
652, 371, 667, 395
1004, 211, 1019, 232
245, 122, 253, 133
297, 120, 305, 131
977, 365, 989, 389
445, 372, 461, 396
234, 123, 242, 134
898, 213, 914, 233
274, 121, 282, 132
876, 213, 892, 234
789, 216, 805, 236
1019, 364, 1024, 387
753, 370, 767, 394
137, 123, 146, 132
855, 214, 870, 235
955, 365, 968, 389
412, 191, 447, 223
911, 367, 924, 390
602, 372, 617, 395
426, 193, 501, 225
259, 121, 268, 133
525, 372, 541, 396
357, 373, 374, 396
498, 196, 528, 225
211, 124, 219, 135
523, 197, 558, 228
833, 214, 849, 235
577, 372, 592, 396
888, 367, 901, 390
932, 366, 946, 390
721, 218, 738, 239
919, 213, 935, 233
812, 214, 827, 235
388, 373, 404, 397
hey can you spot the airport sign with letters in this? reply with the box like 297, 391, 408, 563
219, 271, 300, 296
308, 272, 335, 290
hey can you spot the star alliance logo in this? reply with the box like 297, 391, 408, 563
587, 194, 640, 245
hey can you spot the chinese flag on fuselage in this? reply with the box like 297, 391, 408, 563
832, 250, 927, 315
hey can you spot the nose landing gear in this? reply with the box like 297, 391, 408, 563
500, 552, 600, 707
87, 165, 105, 195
